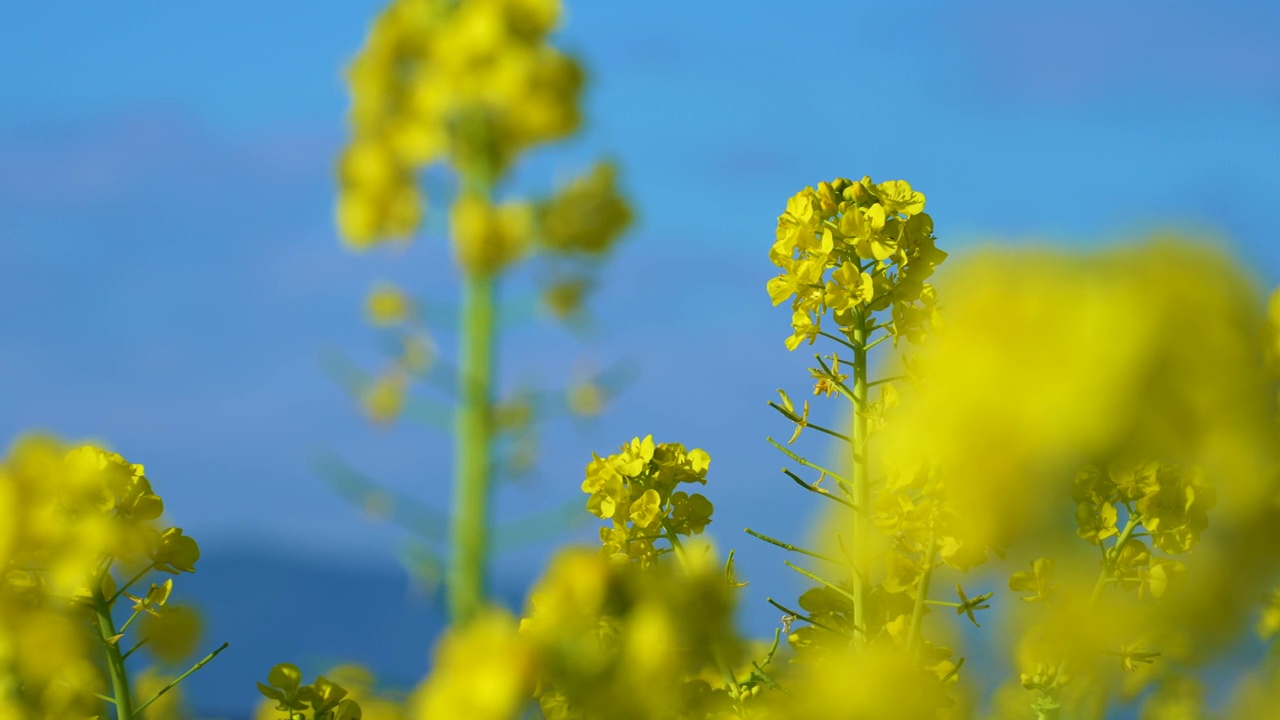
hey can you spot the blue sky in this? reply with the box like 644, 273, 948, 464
2, 0, 1280, 707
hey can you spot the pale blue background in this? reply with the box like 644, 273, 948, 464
2, 1, 1278, 715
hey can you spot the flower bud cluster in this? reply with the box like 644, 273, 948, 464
1, 435, 203, 719
517, 548, 740, 720
580, 436, 713, 567
337, 0, 579, 248
1074, 461, 1214, 558
767, 177, 946, 350
257, 663, 364, 720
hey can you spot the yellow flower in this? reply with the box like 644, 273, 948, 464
451, 193, 533, 276
536, 161, 632, 255
151, 527, 200, 575
628, 488, 662, 529
784, 309, 819, 351
823, 262, 874, 314
412, 608, 536, 720
365, 282, 413, 326
874, 179, 926, 216
363, 370, 407, 424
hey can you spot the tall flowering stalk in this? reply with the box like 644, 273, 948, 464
763, 176, 953, 660
334, 0, 631, 625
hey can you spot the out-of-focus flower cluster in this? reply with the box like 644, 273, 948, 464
868, 239, 1280, 716
581, 436, 713, 567
338, 0, 579, 247
256, 663, 377, 720
407, 545, 741, 720
0, 436, 204, 719
767, 176, 946, 350
336, 0, 632, 279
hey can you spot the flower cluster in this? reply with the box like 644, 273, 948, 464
0, 435, 213, 720
767, 177, 946, 350
1074, 461, 1214, 557
519, 548, 741, 720
535, 162, 633, 318
337, 0, 579, 248
536, 162, 632, 256
580, 436, 713, 567
257, 664, 364, 720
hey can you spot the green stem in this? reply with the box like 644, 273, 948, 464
906, 532, 937, 655
659, 518, 687, 560
766, 402, 852, 443
134, 642, 229, 716
107, 563, 155, 606
783, 561, 863, 631
1088, 513, 1142, 608
745, 528, 840, 563
818, 331, 858, 353
92, 582, 134, 720
766, 597, 847, 637
117, 609, 143, 636
448, 270, 497, 625
766, 438, 853, 491
782, 469, 857, 510
850, 307, 870, 647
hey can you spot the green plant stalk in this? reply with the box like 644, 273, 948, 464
92, 583, 134, 720
1088, 512, 1143, 608
448, 269, 497, 625
1051, 512, 1145, 718
906, 532, 937, 655
850, 308, 870, 647
133, 642, 230, 716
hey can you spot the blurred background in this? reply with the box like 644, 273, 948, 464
1, 1, 1278, 716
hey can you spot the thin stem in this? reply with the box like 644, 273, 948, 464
906, 532, 938, 655
117, 609, 143, 636
659, 518, 688, 561
120, 638, 149, 663
864, 333, 890, 351
133, 642, 230, 716
783, 561, 864, 635
766, 402, 852, 443
867, 375, 907, 388
745, 528, 840, 563
850, 307, 870, 647
818, 331, 858, 353
783, 469, 857, 510
1089, 513, 1143, 608
92, 580, 134, 720
766, 598, 845, 636
108, 564, 155, 607
766, 438, 853, 489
